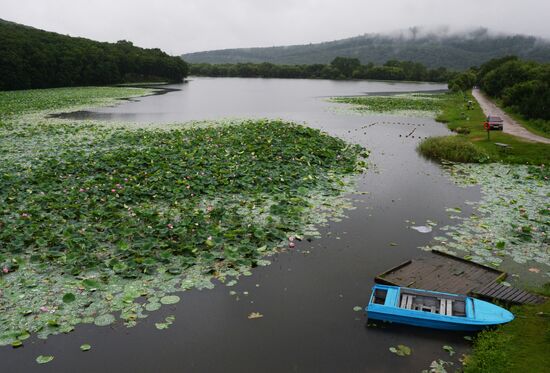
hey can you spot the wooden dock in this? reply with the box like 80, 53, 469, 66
375, 250, 546, 305
473, 281, 545, 305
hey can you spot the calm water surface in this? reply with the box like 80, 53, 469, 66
5, 78, 480, 372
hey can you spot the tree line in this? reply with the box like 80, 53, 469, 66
450, 56, 550, 123
189, 57, 454, 83
0, 20, 189, 91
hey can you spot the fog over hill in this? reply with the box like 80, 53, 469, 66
182, 28, 550, 70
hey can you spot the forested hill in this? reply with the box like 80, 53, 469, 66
0, 19, 188, 90
182, 29, 550, 70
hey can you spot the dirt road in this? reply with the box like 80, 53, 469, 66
471, 89, 550, 144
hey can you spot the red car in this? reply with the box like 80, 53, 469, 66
484, 116, 503, 130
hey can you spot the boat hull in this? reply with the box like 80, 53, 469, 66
366, 284, 514, 331
367, 310, 490, 331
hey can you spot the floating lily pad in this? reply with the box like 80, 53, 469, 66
94, 314, 115, 327
80, 344, 91, 351
62, 293, 76, 303
145, 302, 161, 312
389, 344, 412, 356
443, 345, 455, 356
160, 295, 180, 305
36, 355, 54, 364
155, 315, 175, 330
411, 226, 432, 234
11, 340, 23, 348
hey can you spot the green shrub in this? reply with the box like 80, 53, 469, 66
453, 127, 471, 135
418, 135, 490, 163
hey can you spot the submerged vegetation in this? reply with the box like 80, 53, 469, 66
330, 93, 444, 117
0, 87, 368, 346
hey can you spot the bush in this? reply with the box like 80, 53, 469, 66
453, 127, 471, 135
418, 135, 489, 163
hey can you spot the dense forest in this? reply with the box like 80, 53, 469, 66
0, 19, 189, 90
182, 28, 550, 70
451, 57, 550, 132
190, 58, 454, 82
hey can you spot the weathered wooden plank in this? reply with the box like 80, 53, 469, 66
509, 290, 530, 303
371, 250, 550, 304
477, 281, 499, 295
513, 292, 533, 304
496, 286, 518, 300
491, 285, 512, 299
501, 287, 523, 301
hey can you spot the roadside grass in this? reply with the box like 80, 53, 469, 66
422, 92, 550, 165
464, 284, 550, 373
496, 102, 550, 139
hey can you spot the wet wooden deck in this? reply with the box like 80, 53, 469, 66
473, 281, 546, 305
375, 250, 546, 305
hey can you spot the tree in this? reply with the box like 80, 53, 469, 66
330, 57, 361, 78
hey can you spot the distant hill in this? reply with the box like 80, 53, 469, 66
182, 29, 550, 70
0, 19, 188, 90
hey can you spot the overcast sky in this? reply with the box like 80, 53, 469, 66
2, 0, 549, 55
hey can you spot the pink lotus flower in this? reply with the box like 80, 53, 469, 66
111, 189, 116, 193
186, 185, 191, 189
2, 267, 8, 274
167, 224, 174, 229
79, 188, 85, 192
288, 236, 295, 242
289, 242, 296, 248
206, 205, 214, 212
21, 213, 29, 218
39, 306, 49, 313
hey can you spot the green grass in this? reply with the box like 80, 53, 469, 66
0, 86, 368, 345
465, 285, 550, 373
418, 136, 489, 163
497, 101, 550, 139
419, 92, 550, 165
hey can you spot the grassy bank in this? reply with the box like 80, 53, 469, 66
0, 87, 368, 347
420, 92, 550, 165
498, 101, 550, 139
464, 285, 550, 373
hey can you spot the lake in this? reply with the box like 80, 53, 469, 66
4, 77, 479, 372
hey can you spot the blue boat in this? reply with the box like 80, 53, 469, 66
366, 284, 514, 331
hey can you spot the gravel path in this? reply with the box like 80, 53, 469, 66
472, 88, 550, 144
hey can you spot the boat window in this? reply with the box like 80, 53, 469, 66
373, 289, 387, 304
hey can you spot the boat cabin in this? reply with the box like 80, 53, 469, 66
371, 287, 467, 317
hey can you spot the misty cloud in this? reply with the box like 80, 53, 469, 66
1, 0, 549, 55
